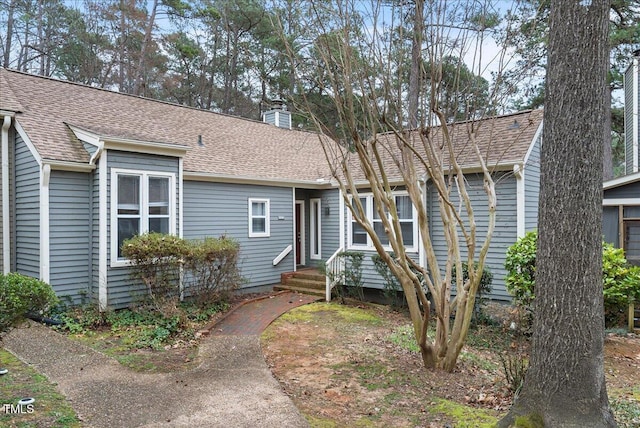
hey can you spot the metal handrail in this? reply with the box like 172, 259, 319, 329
325, 247, 345, 301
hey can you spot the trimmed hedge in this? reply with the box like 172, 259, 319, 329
123, 233, 244, 308
0, 273, 58, 334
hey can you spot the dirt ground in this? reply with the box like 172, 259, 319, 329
261, 302, 640, 428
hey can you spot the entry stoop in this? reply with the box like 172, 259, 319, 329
275, 268, 326, 297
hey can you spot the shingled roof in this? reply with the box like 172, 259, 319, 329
0, 68, 543, 185
0, 68, 333, 183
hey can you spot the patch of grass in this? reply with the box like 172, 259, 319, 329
279, 302, 383, 325
466, 324, 514, 351
0, 349, 80, 428
459, 351, 498, 371
429, 398, 498, 428
387, 324, 419, 353
610, 396, 640, 428
305, 414, 339, 427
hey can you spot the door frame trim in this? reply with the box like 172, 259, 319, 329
295, 200, 306, 266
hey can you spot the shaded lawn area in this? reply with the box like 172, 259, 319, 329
261, 302, 640, 428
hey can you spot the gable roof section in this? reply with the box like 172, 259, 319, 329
343, 109, 544, 183
0, 68, 332, 183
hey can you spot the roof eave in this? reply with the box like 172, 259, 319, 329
184, 171, 334, 189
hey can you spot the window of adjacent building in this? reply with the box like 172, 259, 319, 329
348, 193, 417, 251
112, 169, 174, 265
249, 198, 270, 237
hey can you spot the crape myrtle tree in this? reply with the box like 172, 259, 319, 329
274, 0, 525, 371
498, 0, 616, 426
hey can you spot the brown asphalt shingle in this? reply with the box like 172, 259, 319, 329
0, 68, 543, 183
0, 68, 333, 182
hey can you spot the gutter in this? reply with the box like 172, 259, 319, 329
2, 115, 11, 273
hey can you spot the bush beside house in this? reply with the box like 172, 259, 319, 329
0, 273, 58, 334
505, 230, 640, 327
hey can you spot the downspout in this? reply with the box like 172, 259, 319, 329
89, 141, 108, 311
2, 115, 11, 273
40, 163, 51, 283
514, 164, 525, 238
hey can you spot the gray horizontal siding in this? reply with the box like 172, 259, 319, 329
429, 173, 517, 301
106, 150, 181, 308
183, 181, 294, 289
14, 134, 40, 278
625, 65, 635, 174
524, 133, 541, 231
604, 180, 640, 199
49, 171, 91, 305
320, 189, 341, 262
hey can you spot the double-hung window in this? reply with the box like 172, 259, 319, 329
348, 193, 417, 251
249, 198, 270, 237
112, 169, 175, 266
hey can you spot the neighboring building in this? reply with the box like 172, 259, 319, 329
0, 68, 543, 308
603, 51, 640, 262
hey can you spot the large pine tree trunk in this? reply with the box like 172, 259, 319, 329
499, 1, 616, 426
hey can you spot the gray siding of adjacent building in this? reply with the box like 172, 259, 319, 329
625, 65, 636, 174
602, 205, 620, 246
106, 151, 181, 308
49, 171, 91, 304
604, 181, 640, 199
14, 133, 40, 278
524, 133, 542, 231
183, 181, 294, 289
429, 173, 517, 301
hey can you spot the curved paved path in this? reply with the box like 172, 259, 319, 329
2, 292, 318, 427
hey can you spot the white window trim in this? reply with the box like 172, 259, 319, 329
347, 192, 418, 253
110, 168, 176, 267
310, 198, 322, 260
248, 198, 270, 238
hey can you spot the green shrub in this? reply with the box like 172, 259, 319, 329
0, 273, 59, 334
451, 262, 494, 324
504, 231, 640, 326
122, 233, 185, 305
328, 251, 364, 303
123, 233, 244, 309
183, 235, 243, 305
505, 231, 537, 309
371, 252, 427, 308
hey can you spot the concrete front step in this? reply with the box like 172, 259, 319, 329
274, 284, 326, 297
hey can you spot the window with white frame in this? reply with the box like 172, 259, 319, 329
112, 169, 175, 265
349, 193, 417, 251
249, 198, 270, 237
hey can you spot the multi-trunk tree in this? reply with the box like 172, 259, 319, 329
276, 0, 522, 371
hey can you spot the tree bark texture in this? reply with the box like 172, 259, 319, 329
499, 0, 616, 427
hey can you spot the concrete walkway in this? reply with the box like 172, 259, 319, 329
2, 291, 319, 428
